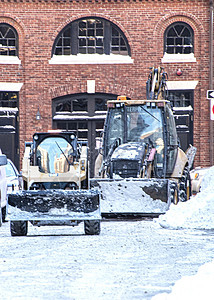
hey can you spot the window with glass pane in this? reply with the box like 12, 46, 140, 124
168, 91, 193, 107
52, 17, 130, 56
73, 98, 87, 111
68, 123, 77, 131
95, 98, 107, 111
0, 92, 18, 108
0, 23, 18, 56
79, 19, 104, 54
54, 28, 71, 55
165, 22, 193, 54
56, 100, 72, 112
111, 26, 128, 55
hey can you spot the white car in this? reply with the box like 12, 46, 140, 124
0, 152, 7, 225
6, 159, 23, 194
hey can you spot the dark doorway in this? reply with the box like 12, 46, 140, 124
168, 90, 194, 151
52, 93, 118, 177
0, 92, 19, 169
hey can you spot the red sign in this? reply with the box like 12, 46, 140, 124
210, 99, 214, 120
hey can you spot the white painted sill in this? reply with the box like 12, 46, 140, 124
162, 53, 196, 63
0, 55, 21, 65
49, 54, 134, 65
166, 80, 198, 90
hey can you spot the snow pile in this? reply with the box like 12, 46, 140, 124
152, 259, 214, 300
157, 166, 214, 230
152, 167, 214, 300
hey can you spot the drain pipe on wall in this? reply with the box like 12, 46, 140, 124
209, 0, 214, 165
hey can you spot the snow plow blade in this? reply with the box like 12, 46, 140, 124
90, 178, 171, 216
6, 189, 100, 221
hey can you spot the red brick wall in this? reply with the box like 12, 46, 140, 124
0, 0, 211, 167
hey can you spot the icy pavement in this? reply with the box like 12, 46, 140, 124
0, 219, 214, 299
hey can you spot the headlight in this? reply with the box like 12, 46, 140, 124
34, 134, 39, 141
194, 173, 199, 180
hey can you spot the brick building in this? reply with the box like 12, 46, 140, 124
0, 0, 213, 173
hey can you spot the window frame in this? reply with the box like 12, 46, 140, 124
52, 17, 131, 57
0, 23, 19, 57
164, 22, 194, 55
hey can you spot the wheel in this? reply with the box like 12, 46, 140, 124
2, 206, 6, 222
84, 220, 101, 235
179, 168, 192, 202
10, 221, 28, 236
170, 182, 179, 205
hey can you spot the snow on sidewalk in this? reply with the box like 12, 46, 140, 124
152, 166, 214, 299
157, 166, 214, 230
152, 260, 214, 300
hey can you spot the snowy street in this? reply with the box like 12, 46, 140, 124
0, 218, 214, 299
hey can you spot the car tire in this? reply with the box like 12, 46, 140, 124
2, 206, 6, 222
0, 209, 2, 227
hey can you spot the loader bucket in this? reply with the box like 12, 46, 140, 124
90, 178, 171, 216
6, 189, 101, 221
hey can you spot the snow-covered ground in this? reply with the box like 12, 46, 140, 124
153, 166, 214, 300
1, 167, 214, 299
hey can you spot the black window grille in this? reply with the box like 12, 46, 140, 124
56, 98, 87, 112
53, 18, 130, 56
164, 22, 194, 54
0, 23, 18, 56
168, 90, 193, 107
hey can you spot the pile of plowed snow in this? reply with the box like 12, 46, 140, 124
152, 166, 214, 300
157, 166, 214, 230
152, 259, 214, 300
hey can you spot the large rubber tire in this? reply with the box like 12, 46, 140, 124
10, 221, 28, 236
170, 182, 179, 205
179, 168, 192, 202
0, 209, 2, 227
1, 206, 6, 222
84, 220, 101, 235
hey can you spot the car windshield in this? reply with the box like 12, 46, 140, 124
6, 161, 16, 177
36, 137, 74, 174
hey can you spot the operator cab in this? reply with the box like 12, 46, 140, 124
103, 98, 178, 177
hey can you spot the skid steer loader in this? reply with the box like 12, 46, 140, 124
7, 131, 101, 235
91, 67, 196, 216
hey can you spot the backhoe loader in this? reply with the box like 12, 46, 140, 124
91, 67, 196, 216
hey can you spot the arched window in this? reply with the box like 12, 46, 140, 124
0, 23, 18, 56
52, 18, 130, 56
164, 22, 194, 54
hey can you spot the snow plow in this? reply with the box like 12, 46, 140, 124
91, 67, 196, 216
6, 131, 101, 235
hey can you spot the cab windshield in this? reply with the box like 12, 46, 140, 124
36, 137, 74, 174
